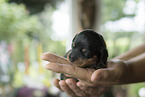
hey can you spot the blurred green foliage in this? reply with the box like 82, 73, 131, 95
0, 1, 42, 42
0, 0, 65, 88
0, 0, 66, 55
101, 0, 145, 97
101, 0, 144, 59
8, 0, 64, 14
102, 0, 135, 22
127, 83, 145, 97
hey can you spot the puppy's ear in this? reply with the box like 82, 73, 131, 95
72, 34, 78, 42
98, 34, 107, 48
99, 48, 108, 68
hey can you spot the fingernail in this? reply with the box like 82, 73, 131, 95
77, 82, 82, 87
68, 83, 72, 86
45, 64, 49, 68
61, 85, 65, 87
41, 55, 44, 59
78, 84, 82, 88
45, 65, 51, 70
41, 53, 47, 60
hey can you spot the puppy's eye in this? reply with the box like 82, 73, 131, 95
82, 48, 87, 53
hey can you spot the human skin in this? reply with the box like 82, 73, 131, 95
42, 43, 145, 97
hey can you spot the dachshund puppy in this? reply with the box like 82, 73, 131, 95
61, 29, 108, 81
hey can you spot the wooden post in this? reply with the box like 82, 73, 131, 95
24, 45, 30, 75
37, 43, 43, 74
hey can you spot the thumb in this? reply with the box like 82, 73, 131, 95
91, 68, 114, 83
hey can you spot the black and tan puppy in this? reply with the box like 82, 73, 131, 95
61, 29, 108, 81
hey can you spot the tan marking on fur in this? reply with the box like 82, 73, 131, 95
82, 48, 87, 53
72, 56, 98, 67
73, 43, 75, 47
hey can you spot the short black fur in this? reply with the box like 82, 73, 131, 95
61, 29, 108, 81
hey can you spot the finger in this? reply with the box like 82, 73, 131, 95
88, 86, 109, 97
66, 79, 89, 97
84, 87, 98, 96
91, 69, 105, 82
41, 52, 71, 64
77, 82, 87, 90
77, 82, 96, 94
77, 82, 106, 97
53, 79, 63, 92
78, 80, 97, 87
45, 63, 94, 81
59, 80, 77, 97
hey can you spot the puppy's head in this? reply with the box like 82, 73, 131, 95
68, 29, 108, 69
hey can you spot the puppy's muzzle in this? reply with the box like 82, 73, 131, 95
67, 51, 75, 62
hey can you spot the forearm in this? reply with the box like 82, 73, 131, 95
121, 53, 145, 84
115, 43, 145, 61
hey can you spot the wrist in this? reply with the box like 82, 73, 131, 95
109, 59, 131, 84
118, 60, 131, 84
119, 60, 140, 84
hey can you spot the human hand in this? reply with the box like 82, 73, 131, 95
42, 52, 110, 97
41, 52, 95, 82
90, 59, 129, 85
42, 53, 130, 97
53, 78, 109, 97
42, 52, 129, 85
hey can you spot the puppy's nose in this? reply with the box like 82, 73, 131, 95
69, 54, 75, 62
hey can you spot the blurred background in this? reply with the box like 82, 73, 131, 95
0, 0, 145, 97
